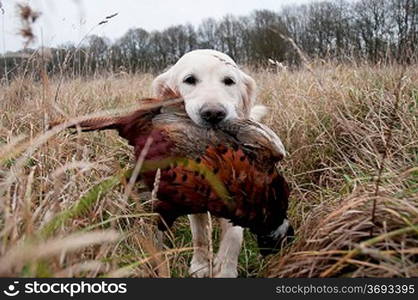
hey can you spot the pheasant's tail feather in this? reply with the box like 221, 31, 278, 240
69, 116, 122, 132
49, 115, 123, 132
49, 97, 183, 133
48, 118, 67, 129
48, 116, 121, 132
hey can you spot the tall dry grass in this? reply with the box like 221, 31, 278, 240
257, 63, 418, 277
0, 62, 417, 277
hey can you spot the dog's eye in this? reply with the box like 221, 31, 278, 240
222, 77, 235, 86
183, 75, 197, 85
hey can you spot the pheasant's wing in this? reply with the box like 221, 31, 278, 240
239, 121, 286, 160
221, 119, 286, 161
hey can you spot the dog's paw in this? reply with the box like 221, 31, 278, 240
214, 269, 238, 278
212, 257, 238, 278
189, 260, 210, 278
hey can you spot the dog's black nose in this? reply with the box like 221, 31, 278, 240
200, 105, 227, 125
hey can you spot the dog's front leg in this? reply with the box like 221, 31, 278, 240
188, 213, 210, 277
213, 218, 243, 278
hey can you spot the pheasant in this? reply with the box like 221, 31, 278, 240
62, 97, 293, 255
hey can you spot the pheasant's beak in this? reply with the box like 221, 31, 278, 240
256, 223, 294, 257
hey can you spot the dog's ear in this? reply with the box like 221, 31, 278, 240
249, 105, 268, 122
152, 70, 170, 97
240, 71, 257, 117
152, 69, 180, 100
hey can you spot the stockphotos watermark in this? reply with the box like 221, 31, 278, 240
2, 280, 127, 297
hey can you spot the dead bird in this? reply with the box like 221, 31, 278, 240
60, 98, 293, 255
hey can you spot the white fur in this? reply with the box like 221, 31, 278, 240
152, 49, 257, 126
153, 50, 267, 278
249, 104, 268, 122
269, 219, 289, 240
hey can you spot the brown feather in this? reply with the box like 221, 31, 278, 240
57, 97, 292, 253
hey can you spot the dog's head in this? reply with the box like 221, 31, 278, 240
152, 49, 256, 127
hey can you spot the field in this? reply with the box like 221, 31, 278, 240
0, 62, 417, 277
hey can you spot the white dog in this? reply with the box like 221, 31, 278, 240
152, 49, 268, 278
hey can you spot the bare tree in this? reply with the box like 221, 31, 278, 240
2, 0, 417, 80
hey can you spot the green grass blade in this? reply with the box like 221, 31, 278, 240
39, 171, 127, 238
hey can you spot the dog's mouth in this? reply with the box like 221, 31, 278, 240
199, 119, 228, 129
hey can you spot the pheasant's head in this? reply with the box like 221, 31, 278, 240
256, 219, 294, 256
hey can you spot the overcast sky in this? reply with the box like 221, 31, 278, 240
1, 0, 319, 53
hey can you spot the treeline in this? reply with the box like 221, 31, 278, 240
1, 0, 417, 79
